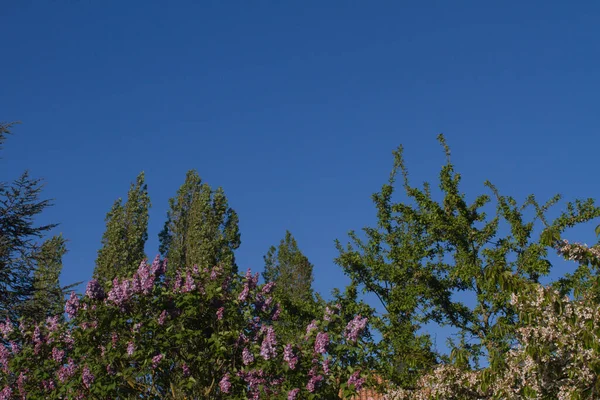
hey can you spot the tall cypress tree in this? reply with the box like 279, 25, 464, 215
94, 172, 150, 283
159, 170, 240, 274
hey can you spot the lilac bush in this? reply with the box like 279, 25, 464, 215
0, 255, 373, 399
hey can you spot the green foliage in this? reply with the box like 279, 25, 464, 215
335, 134, 600, 386
94, 172, 150, 284
0, 121, 62, 321
262, 231, 329, 347
159, 170, 240, 275
1, 260, 374, 399
24, 235, 68, 320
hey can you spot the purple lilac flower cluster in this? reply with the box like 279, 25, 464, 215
306, 367, 324, 393
57, 358, 77, 383
305, 320, 318, 339
347, 370, 365, 391
219, 373, 231, 393
260, 326, 277, 360
82, 366, 94, 389
85, 279, 105, 300
283, 344, 298, 369
52, 347, 65, 363
344, 315, 368, 342
287, 388, 300, 400
314, 332, 329, 354
242, 347, 255, 365
0, 317, 13, 338
65, 292, 80, 318
151, 353, 163, 369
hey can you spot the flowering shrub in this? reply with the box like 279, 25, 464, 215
384, 282, 600, 399
0, 256, 372, 399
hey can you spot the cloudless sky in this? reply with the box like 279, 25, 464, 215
2, 1, 600, 352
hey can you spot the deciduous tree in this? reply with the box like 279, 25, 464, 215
94, 172, 150, 283
159, 170, 240, 275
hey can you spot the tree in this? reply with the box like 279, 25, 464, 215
94, 172, 150, 284
22, 235, 68, 320
263, 231, 320, 343
335, 134, 600, 387
263, 231, 314, 305
159, 170, 240, 275
0, 121, 60, 320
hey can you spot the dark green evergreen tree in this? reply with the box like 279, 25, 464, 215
0, 121, 61, 320
159, 170, 240, 275
94, 172, 150, 283
335, 134, 600, 387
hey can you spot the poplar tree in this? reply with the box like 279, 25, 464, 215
94, 172, 150, 283
159, 170, 240, 275
24, 235, 68, 320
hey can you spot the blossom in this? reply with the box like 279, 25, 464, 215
238, 284, 250, 302
126, 341, 135, 356
0, 317, 13, 338
260, 326, 277, 360
344, 315, 368, 342
182, 363, 191, 377
106, 279, 132, 307
181, 271, 196, 293
272, 304, 281, 321
283, 344, 298, 369
323, 358, 331, 375
151, 353, 163, 369
314, 332, 329, 354
306, 373, 324, 393
42, 379, 55, 391
17, 370, 27, 397
65, 291, 80, 318
242, 347, 255, 365
82, 366, 95, 389
0, 386, 12, 400
219, 373, 232, 393
46, 315, 60, 332
0, 346, 10, 372
305, 320, 318, 338
85, 279, 105, 300
52, 347, 65, 363
158, 310, 167, 325
57, 358, 77, 382
262, 281, 276, 294
324, 306, 334, 321
347, 371, 365, 391
288, 388, 300, 400
216, 307, 224, 320
9, 341, 19, 354
136, 259, 156, 294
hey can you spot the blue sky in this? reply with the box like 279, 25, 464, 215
2, 1, 600, 353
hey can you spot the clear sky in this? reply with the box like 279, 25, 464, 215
2, 1, 600, 352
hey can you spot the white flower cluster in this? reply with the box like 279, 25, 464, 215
385, 283, 600, 399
